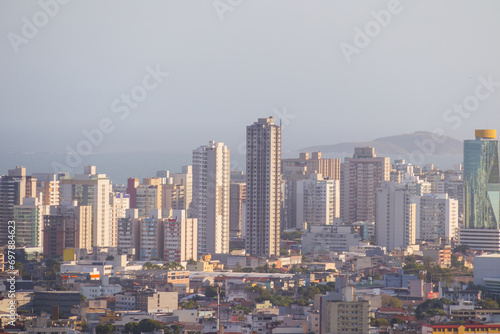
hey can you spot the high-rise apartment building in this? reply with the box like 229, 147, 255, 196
13, 197, 45, 247
282, 162, 308, 230
43, 201, 92, 258
139, 216, 164, 261
32, 173, 60, 206
135, 184, 162, 217
192, 141, 230, 255
245, 117, 281, 258
230, 171, 246, 238
117, 209, 140, 257
126, 178, 139, 209
282, 152, 341, 230
415, 193, 458, 243
118, 209, 197, 262
341, 147, 391, 224
460, 130, 500, 251
163, 210, 198, 262
296, 173, 340, 227
0, 166, 37, 246
59, 166, 114, 247
126, 177, 163, 218
375, 181, 416, 251
162, 183, 185, 213
173, 166, 193, 215
282, 152, 341, 180
112, 193, 130, 221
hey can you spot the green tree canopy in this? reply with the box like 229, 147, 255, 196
370, 318, 390, 327
95, 324, 116, 334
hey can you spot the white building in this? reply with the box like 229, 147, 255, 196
302, 225, 363, 254
414, 193, 458, 242
192, 141, 230, 255
172, 165, 193, 215
60, 166, 115, 247
474, 254, 500, 294
117, 209, 139, 257
135, 184, 162, 218
296, 173, 340, 227
32, 173, 60, 206
375, 181, 416, 251
112, 193, 130, 220
115, 293, 137, 311
13, 197, 45, 247
163, 210, 198, 262
80, 284, 122, 299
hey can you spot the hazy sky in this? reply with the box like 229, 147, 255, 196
2, 0, 500, 161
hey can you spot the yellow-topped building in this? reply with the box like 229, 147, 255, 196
475, 129, 497, 139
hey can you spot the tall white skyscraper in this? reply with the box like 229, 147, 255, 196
375, 181, 416, 251
245, 117, 281, 258
192, 141, 230, 255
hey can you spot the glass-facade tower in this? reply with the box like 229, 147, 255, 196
464, 129, 500, 229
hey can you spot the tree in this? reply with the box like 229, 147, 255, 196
232, 304, 251, 314
367, 273, 382, 280
180, 299, 197, 309
281, 231, 303, 240
43, 258, 61, 281
162, 261, 185, 271
403, 262, 425, 276
381, 295, 402, 308
478, 298, 500, 309
415, 299, 445, 320
137, 319, 164, 333
453, 244, 470, 254
142, 262, 160, 270
169, 324, 182, 334
205, 285, 224, 299
95, 324, 116, 334
370, 318, 390, 327
124, 322, 139, 334
297, 286, 321, 300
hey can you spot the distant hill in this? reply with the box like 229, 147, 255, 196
299, 131, 462, 155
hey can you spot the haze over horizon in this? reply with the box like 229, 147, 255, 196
2, 1, 500, 163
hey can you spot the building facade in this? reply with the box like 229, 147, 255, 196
460, 130, 500, 251
341, 147, 390, 224
59, 166, 115, 247
375, 181, 416, 251
245, 117, 281, 258
192, 141, 230, 255
296, 173, 340, 227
